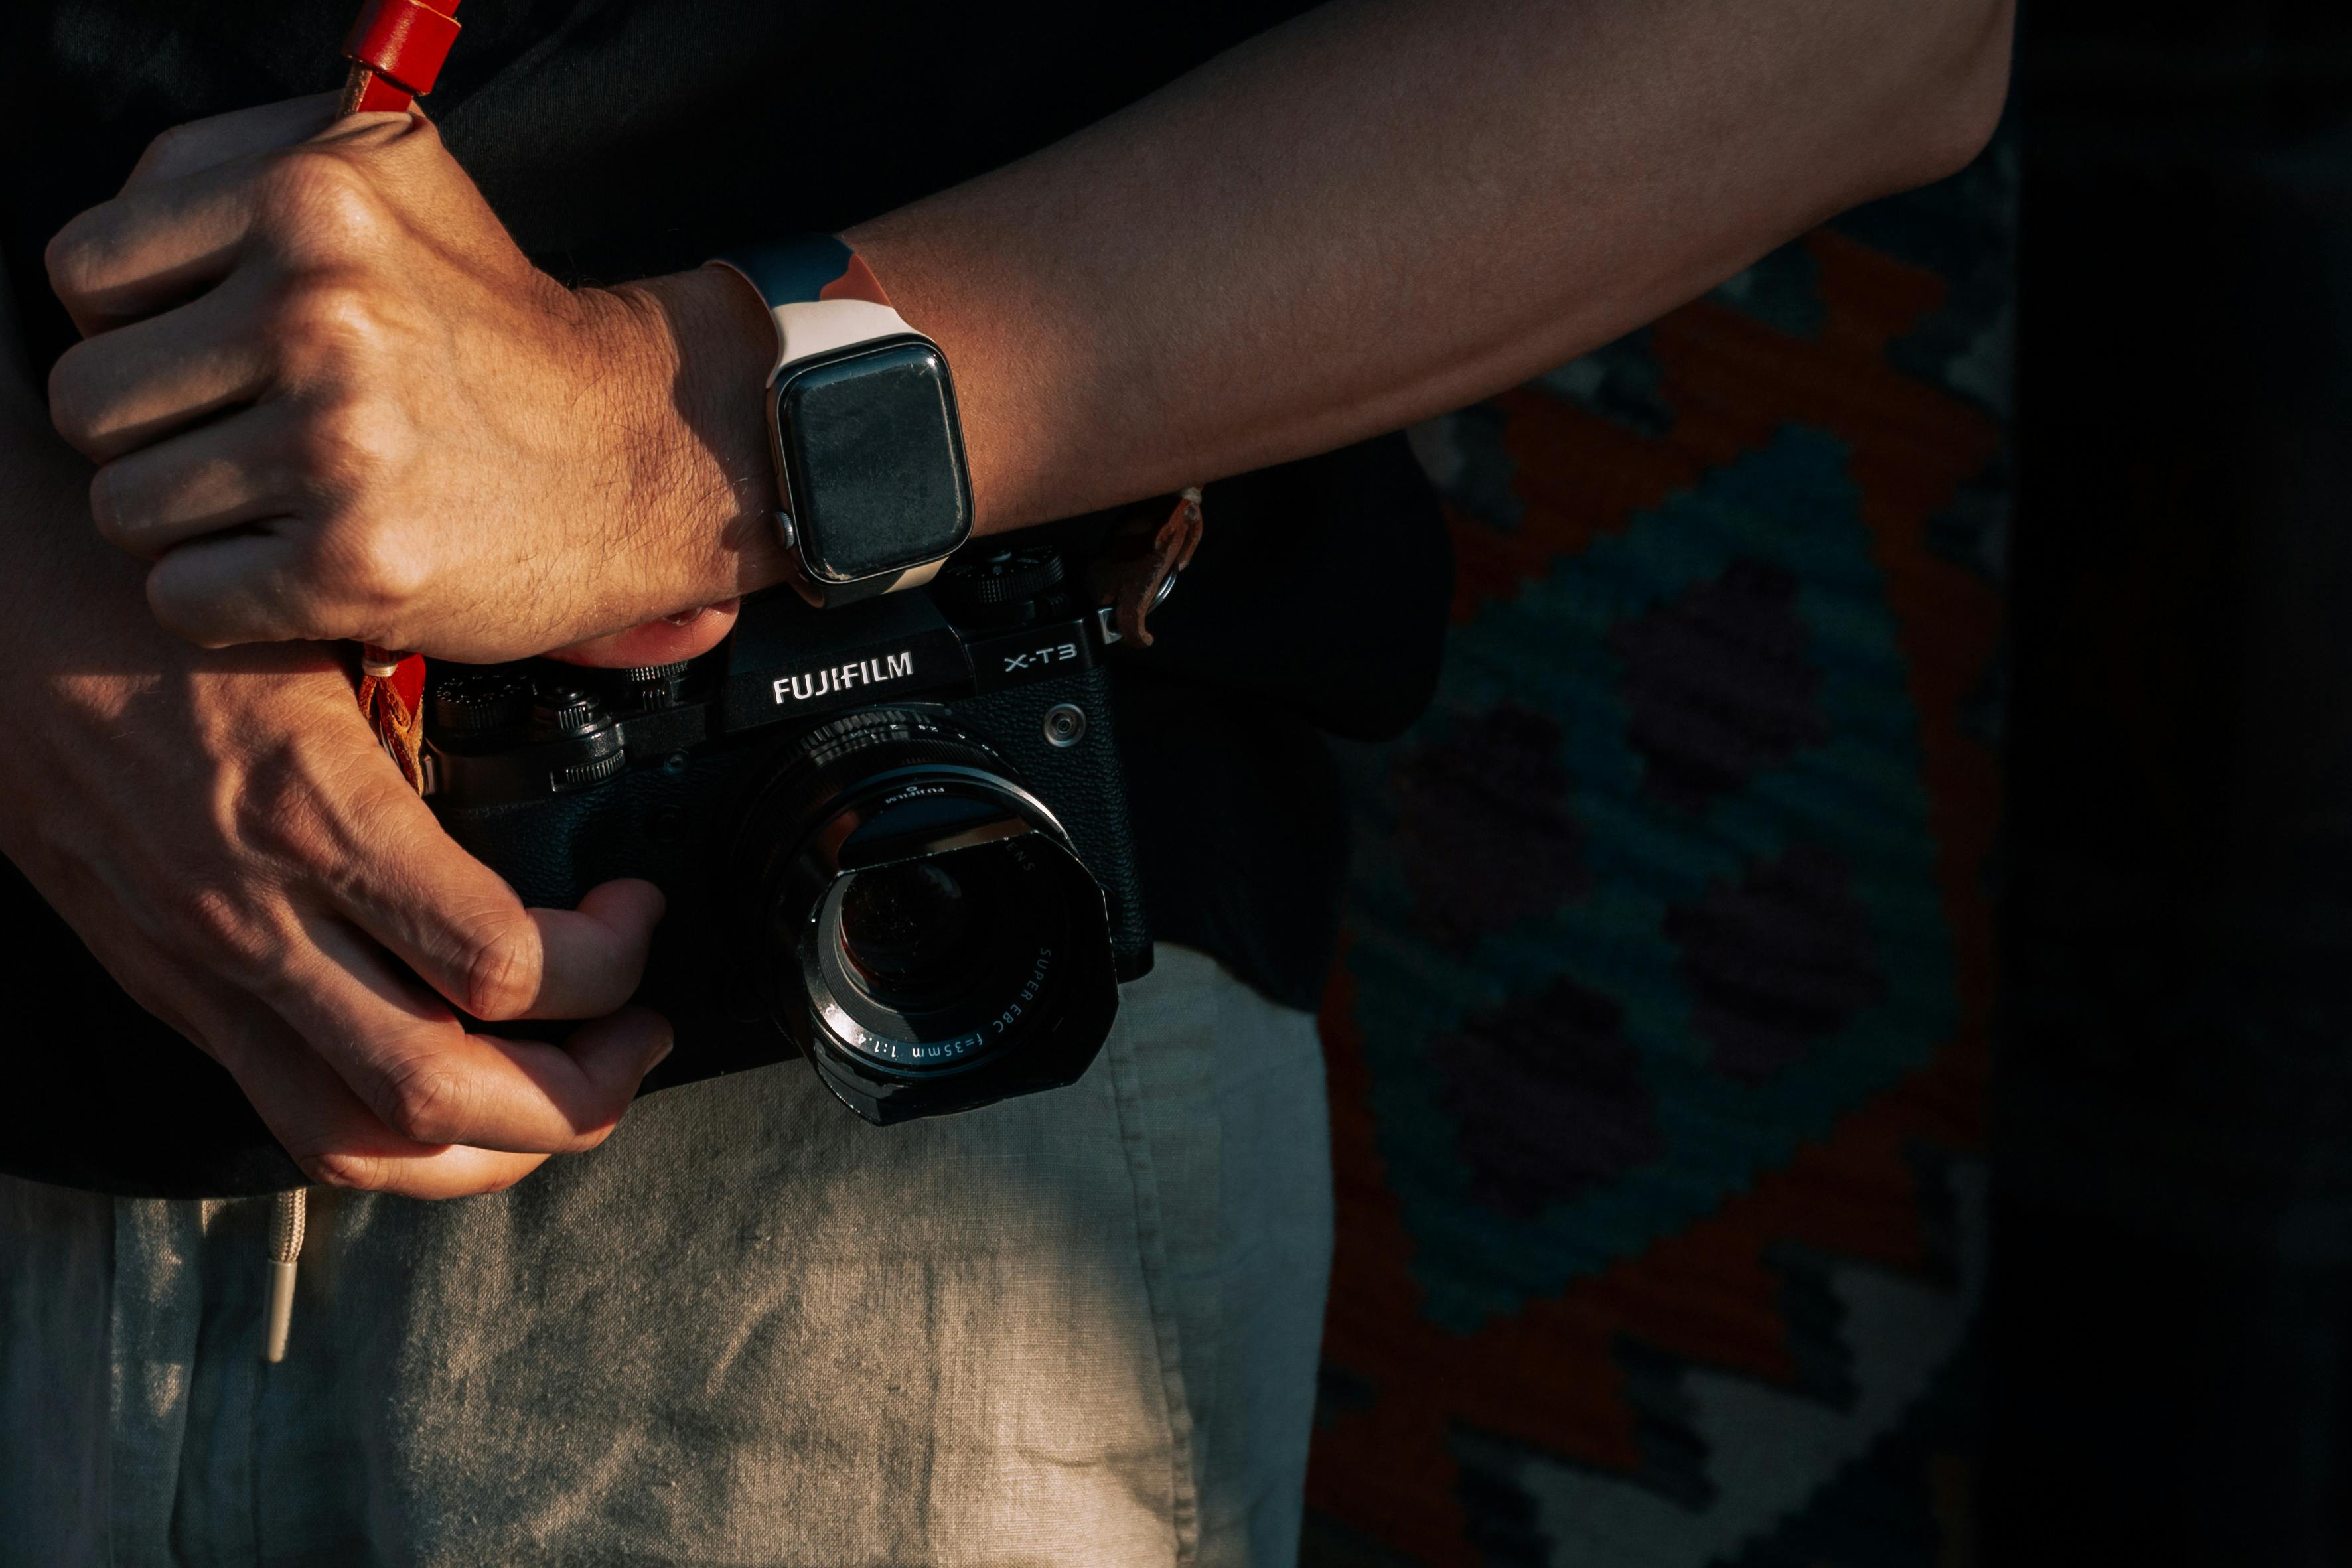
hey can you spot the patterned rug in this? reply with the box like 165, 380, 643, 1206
1301, 139, 2016, 1567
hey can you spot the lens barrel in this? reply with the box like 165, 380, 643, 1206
721, 707, 1120, 1121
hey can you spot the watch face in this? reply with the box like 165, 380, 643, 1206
774, 339, 973, 584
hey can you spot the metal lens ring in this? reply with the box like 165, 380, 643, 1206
729, 709, 1113, 1092
802, 832, 1074, 1074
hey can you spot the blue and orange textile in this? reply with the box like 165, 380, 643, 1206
1304, 137, 2015, 1567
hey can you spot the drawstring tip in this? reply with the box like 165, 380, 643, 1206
262, 1186, 308, 1364
263, 1260, 299, 1363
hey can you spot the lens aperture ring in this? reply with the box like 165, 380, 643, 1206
730, 709, 1009, 871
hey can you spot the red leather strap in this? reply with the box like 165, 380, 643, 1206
344, 71, 420, 115
340, 1, 459, 778
343, 0, 462, 102
356, 647, 429, 790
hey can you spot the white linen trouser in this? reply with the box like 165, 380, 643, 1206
0, 944, 1334, 1567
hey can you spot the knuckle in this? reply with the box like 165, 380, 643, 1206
460, 917, 542, 1021
42, 212, 107, 310
232, 775, 331, 875
273, 279, 392, 375
260, 149, 380, 253
135, 122, 206, 183
181, 881, 244, 945
300, 510, 426, 617
569, 1113, 623, 1152
44, 352, 90, 448
90, 464, 137, 549
285, 387, 409, 489
169, 881, 278, 977
143, 565, 226, 648
87, 466, 120, 539
378, 1056, 472, 1145
297, 1149, 394, 1192
224, 738, 303, 826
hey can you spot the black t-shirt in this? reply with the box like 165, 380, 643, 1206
0, 1, 1451, 1196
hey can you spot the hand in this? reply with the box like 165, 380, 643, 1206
0, 423, 678, 1198
42, 96, 782, 664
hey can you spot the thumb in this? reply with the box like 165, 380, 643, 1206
331, 766, 668, 1023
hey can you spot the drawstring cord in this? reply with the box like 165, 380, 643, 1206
263, 1187, 307, 1363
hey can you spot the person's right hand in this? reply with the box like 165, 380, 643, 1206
42, 96, 782, 666
0, 399, 674, 1198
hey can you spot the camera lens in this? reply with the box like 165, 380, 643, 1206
813, 836, 1053, 1053
722, 707, 1121, 1119
836, 860, 980, 1000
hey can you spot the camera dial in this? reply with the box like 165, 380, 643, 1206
933, 546, 1066, 628
431, 670, 534, 738
528, 684, 625, 788
615, 660, 694, 711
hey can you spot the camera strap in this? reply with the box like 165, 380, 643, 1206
1091, 488, 1205, 648
337, 0, 463, 793
257, 0, 464, 1365
340, 0, 463, 115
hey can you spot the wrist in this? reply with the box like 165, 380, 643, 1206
591, 269, 790, 618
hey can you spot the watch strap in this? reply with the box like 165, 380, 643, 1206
711, 237, 967, 606
711, 236, 924, 379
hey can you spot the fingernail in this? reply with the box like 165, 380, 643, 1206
647, 1031, 676, 1069
662, 606, 706, 626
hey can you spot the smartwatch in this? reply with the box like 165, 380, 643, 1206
711, 237, 974, 607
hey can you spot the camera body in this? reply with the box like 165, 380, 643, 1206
424, 548, 1151, 1124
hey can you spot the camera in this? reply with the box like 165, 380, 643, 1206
423, 545, 1152, 1125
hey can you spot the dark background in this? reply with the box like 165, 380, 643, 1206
1990, 0, 2352, 1559
1298, 1, 2352, 1562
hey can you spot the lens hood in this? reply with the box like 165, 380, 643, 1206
725, 708, 1120, 1122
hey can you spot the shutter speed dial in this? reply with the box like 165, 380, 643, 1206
431, 671, 534, 739
934, 547, 1066, 626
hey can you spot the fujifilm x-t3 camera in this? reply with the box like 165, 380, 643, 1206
423, 545, 1151, 1125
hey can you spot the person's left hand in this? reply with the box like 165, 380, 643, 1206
42, 96, 784, 664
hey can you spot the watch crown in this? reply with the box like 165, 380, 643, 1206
773, 510, 798, 551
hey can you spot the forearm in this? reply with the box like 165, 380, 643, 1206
33, 0, 2012, 653
846, 0, 2013, 533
